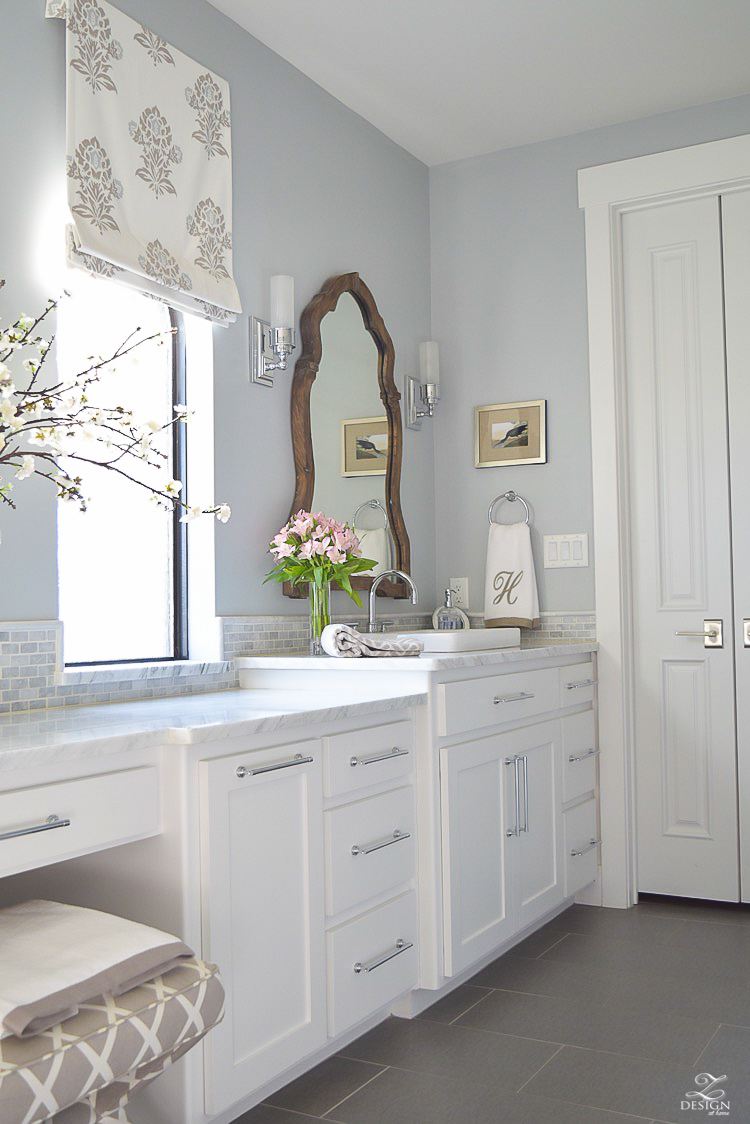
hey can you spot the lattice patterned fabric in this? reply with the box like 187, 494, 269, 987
0, 958, 224, 1124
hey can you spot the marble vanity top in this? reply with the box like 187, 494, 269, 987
238, 641, 597, 674
0, 686, 426, 770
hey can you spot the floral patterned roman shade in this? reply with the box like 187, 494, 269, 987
46, 0, 242, 324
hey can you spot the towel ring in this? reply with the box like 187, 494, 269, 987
488, 490, 530, 525
353, 499, 388, 529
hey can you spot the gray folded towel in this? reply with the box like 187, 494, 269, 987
320, 624, 423, 658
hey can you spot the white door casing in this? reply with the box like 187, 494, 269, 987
622, 197, 739, 900
579, 135, 750, 907
722, 190, 750, 897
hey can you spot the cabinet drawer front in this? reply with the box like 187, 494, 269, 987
437, 668, 559, 738
325, 787, 415, 916
560, 661, 597, 705
326, 892, 417, 1037
324, 720, 413, 797
564, 798, 600, 897
0, 767, 160, 877
561, 711, 598, 805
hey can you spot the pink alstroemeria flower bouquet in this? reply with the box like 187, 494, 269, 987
266, 510, 376, 654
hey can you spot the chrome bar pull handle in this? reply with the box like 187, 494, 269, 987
565, 678, 597, 690
505, 757, 519, 837
236, 753, 314, 779
494, 691, 535, 705
521, 754, 529, 834
350, 746, 409, 768
568, 747, 600, 764
0, 814, 71, 843
675, 620, 723, 648
353, 938, 413, 974
570, 838, 602, 858
351, 829, 411, 856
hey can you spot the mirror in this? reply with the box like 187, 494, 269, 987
287, 272, 410, 598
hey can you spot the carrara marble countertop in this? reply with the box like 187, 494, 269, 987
0, 686, 426, 771
237, 641, 597, 674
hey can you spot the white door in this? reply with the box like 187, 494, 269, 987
440, 735, 514, 976
199, 740, 326, 1114
622, 196, 740, 901
513, 721, 563, 929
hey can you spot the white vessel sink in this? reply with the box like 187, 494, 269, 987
392, 627, 520, 653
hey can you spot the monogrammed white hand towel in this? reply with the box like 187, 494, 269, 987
484, 521, 540, 628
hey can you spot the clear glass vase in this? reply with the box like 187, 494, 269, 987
309, 580, 331, 656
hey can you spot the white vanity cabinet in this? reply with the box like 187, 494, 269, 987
198, 737, 326, 1116
322, 719, 418, 1037
238, 645, 600, 1002
438, 675, 564, 977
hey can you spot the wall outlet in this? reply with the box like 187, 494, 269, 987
449, 577, 469, 608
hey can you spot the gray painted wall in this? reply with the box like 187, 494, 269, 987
3, 0, 750, 631
429, 94, 750, 616
0, 0, 433, 621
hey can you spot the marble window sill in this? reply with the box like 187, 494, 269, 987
56, 660, 233, 687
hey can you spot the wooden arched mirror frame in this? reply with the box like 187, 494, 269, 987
285, 272, 411, 598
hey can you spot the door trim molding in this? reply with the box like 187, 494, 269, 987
578, 134, 750, 908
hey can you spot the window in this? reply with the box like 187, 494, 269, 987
56, 277, 192, 665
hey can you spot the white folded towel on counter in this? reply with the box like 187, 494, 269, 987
321, 623, 423, 658
484, 520, 540, 629
353, 527, 390, 577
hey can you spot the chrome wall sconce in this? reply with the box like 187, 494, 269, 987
405, 340, 440, 429
251, 275, 296, 387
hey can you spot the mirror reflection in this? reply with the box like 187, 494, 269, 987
288, 272, 410, 598
310, 294, 390, 574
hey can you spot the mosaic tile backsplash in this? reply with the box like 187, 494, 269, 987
0, 611, 595, 715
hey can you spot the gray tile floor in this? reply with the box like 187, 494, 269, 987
234, 898, 750, 1123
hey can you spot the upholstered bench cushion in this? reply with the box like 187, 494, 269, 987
0, 958, 224, 1124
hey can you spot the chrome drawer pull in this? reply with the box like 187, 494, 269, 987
494, 691, 535, 705
236, 753, 313, 778
353, 938, 413, 975
351, 829, 411, 857
570, 838, 601, 858
568, 747, 600, 764
350, 746, 408, 768
565, 678, 597, 690
0, 814, 71, 842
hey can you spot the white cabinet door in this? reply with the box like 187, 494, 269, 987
440, 720, 562, 977
199, 740, 326, 1115
512, 721, 563, 932
440, 735, 515, 977
623, 197, 740, 901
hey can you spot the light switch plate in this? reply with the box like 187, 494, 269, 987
543, 533, 589, 568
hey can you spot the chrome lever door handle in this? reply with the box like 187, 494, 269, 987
675, 619, 723, 648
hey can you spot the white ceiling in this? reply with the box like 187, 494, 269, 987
204, 0, 750, 166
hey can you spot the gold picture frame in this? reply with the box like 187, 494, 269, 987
341, 416, 389, 477
475, 399, 546, 468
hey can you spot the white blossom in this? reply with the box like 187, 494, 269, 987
216, 503, 231, 523
15, 455, 35, 480
164, 478, 183, 496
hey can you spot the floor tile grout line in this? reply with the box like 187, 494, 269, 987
319, 1065, 389, 1119
514, 1041, 565, 1093
446, 990, 496, 1025
691, 1022, 725, 1068
533, 932, 571, 958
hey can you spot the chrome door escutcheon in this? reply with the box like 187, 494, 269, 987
675, 620, 723, 648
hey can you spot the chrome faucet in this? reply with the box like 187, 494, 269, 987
368, 570, 418, 633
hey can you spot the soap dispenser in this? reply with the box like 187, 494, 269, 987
432, 588, 470, 630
